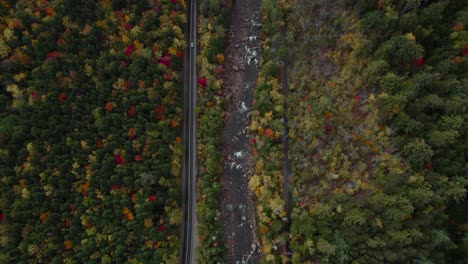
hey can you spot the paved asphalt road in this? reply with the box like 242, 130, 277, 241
181, 0, 197, 263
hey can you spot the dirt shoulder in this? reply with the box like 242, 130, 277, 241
220, 0, 262, 263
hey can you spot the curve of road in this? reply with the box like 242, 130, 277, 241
181, 0, 197, 263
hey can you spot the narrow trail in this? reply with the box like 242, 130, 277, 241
280, 24, 291, 260
220, 0, 262, 263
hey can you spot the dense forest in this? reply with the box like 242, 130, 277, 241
0, 0, 185, 262
252, 0, 467, 263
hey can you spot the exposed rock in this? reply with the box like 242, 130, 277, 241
226, 203, 234, 212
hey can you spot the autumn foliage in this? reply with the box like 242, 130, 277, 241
0, 0, 185, 262
254, 0, 467, 263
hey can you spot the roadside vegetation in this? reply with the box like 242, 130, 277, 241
195, 0, 229, 262
254, 0, 467, 263
0, 0, 185, 262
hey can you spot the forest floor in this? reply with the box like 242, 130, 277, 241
220, 0, 262, 263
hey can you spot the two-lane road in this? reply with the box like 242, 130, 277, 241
181, 0, 197, 263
